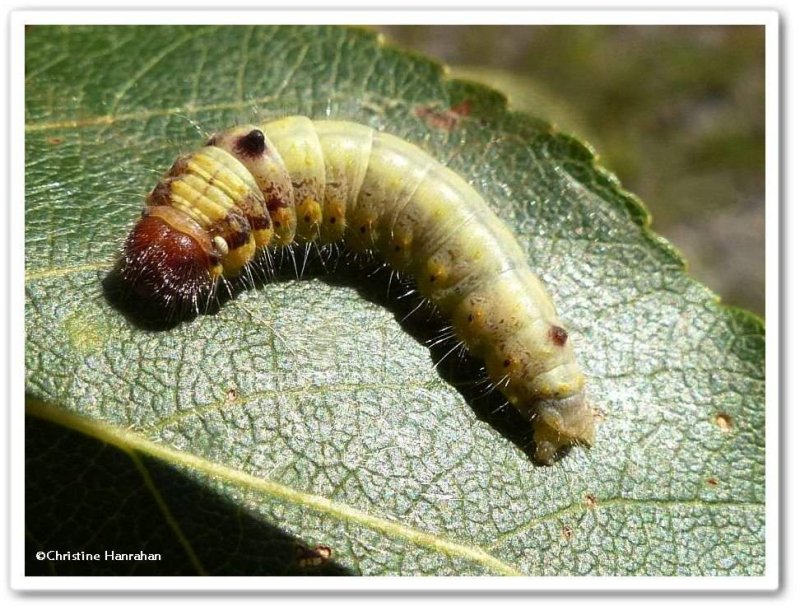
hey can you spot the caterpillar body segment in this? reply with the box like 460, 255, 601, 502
314, 121, 374, 245
261, 116, 327, 243
120, 116, 594, 463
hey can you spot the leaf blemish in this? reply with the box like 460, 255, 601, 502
715, 413, 733, 433
414, 99, 471, 131
63, 311, 108, 354
296, 544, 333, 569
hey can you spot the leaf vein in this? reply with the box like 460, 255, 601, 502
27, 399, 521, 576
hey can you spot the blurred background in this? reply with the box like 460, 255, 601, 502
376, 26, 765, 317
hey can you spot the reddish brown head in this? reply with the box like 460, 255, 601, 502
120, 210, 219, 311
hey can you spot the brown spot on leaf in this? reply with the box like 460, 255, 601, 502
584, 494, 598, 509
715, 413, 733, 433
296, 544, 333, 570
449, 99, 472, 117
414, 99, 472, 132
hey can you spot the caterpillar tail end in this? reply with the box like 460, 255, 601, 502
532, 391, 595, 465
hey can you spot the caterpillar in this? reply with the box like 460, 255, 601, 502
119, 116, 595, 464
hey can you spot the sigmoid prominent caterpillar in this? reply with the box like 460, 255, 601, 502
119, 116, 595, 463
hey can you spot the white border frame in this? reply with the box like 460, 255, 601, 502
8, 8, 780, 592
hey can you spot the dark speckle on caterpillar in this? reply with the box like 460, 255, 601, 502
119, 115, 595, 464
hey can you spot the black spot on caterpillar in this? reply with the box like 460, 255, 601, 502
117, 116, 594, 464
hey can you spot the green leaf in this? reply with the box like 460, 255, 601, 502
24, 25, 765, 576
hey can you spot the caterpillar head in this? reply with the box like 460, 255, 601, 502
120, 206, 223, 311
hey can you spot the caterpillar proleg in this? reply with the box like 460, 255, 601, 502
120, 116, 595, 464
